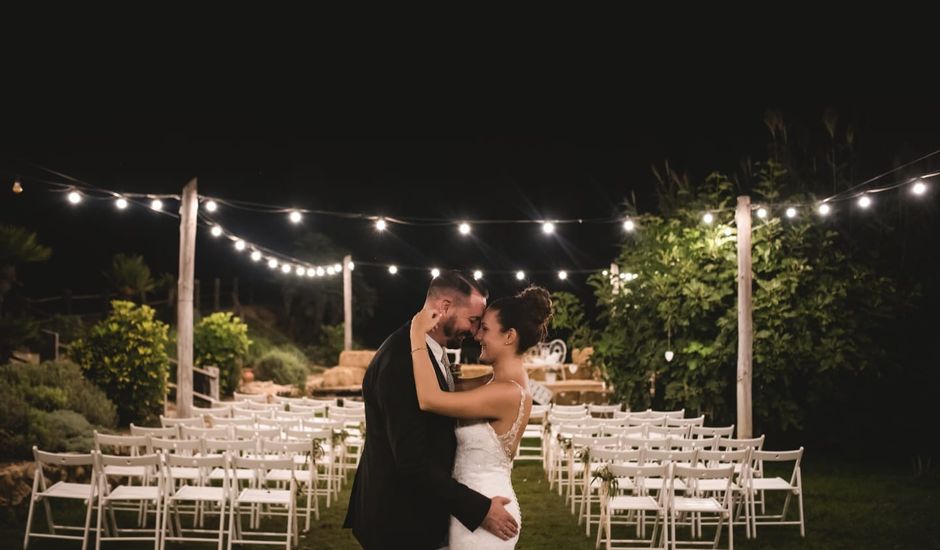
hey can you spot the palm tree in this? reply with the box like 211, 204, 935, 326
105, 254, 156, 303
0, 225, 52, 315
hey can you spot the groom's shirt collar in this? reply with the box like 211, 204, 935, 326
425, 333, 446, 368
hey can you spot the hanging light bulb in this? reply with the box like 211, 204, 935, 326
375, 218, 387, 231
281, 264, 292, 274
333, 263, 342, 272
623, 219, 636, 232
295, 266, 306, 276
327, 266, 336, 275
912, 180, 928, 195
818, 203, 831, 216
786, 207, 797, 218
516, 270, 526, 281
316, 267, 325, 277
12, 178, 23, 194
150, 199, 163, 211
664, 350, 675, 362
347, 261, 356, 271
67, 190, 82, 204
431, 268, 441, 278
558, 270, 568, 280
542, 222, 555, 234
388, 265, 398, 275
306, 267, 316, 277
458, 222, 471, 235
702, 212, 714, 224
756, 207, 768, 219
288, 210, 302, 224
234, 240, 246, 251
115, 197, 128, 210
268, 259, 279, 269
602, 270, 609, 276
250, 250, 262, 262
210, 225, 223, 237
858, 194, 872, 209
473, 270, 483, 280
205, 200, 218, 212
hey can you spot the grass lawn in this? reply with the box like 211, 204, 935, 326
3, 455, 939, 549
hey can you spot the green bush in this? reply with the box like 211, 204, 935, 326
305, 324, 346, 366
0, 360, 118, 459
253, 348, 309, 389
69, 300, 170, 425
194, 312, 252, 395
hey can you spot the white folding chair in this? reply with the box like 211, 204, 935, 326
286, 428, 336, 508
580, 448, 644, 536
597, 463, 670, 550
193, 405, 232, 418
648, 409, 685, 419
94, 452, 163, 550
130, 425, 178, 439
180, 426, 232, 440
207, 416, 256, 429
569, 435, 619, 514
748, 448, 804, 538
262, 438, 320, 531
227, 455, 298, 549
666, 416, 705, 429
24, 448, 97, 550
552, 403, 588, 414
696, 449, 753, 538
670, 465, 735, 550
287, 403, 329, 417
160, 416, 205, 430
691, 425, 735, 440
161, 453, 229, 550
93, 432, 152, 526
204, 439, 259, 484
589, 403, 624, 418
515, 404, 548, 463
232, 392, 268, 403
648, 426, 691, 440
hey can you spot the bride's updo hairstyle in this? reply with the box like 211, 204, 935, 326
487, 286, 553, 354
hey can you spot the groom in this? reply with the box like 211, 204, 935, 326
344, 271, 519, 549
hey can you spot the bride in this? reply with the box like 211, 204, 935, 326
410, 286, 552, 549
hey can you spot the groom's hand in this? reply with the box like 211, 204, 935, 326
481, 496, 518, 541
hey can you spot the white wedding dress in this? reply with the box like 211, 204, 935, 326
449, 380, 527, 549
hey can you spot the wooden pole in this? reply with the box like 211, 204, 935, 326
735, 195, 753, 438
176, 179, 198, 418
343, 255, 353, 351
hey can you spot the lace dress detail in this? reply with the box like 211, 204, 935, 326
449, 381, 529, 549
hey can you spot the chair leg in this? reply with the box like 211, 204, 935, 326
798, 489, 805, 537
95, 498, 104, 550
82, 496, 95, 550
23, 495, 37, 550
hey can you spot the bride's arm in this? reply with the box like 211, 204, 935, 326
410, 307, 513, 419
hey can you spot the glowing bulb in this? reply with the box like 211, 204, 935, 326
786, 207, 797, 218
665, 351, 675, 362
912, 180, 928, 195
620, 273, 628, 280
281, 264, 292, 274
296, 266, 306, 276
623, 219, 636, 232
602, 270, 609, 276
347, 261, 355, 271
12, 179, 23, 194
289, 210, 302, 224
234, 240, 246, 251
375, 218, 387, 231
473, 270, 483, 280
268, 259, 278, 269
818, 203, 831, 216
306, 267, 316, 277
858, 195, 872, 209
431, 268, 441, 278
210, 225, 223, 237
542, 222, 555, 234
558, 271, 568, 280
250, 250, 262, 262
67, 190, 82, 204
702, 212, 714, 224
516, 271, 525, 281
150, 199, 163, 211
388, 265, 398, 275
316, 267, 325, 277
756, 207, 768, 219
723, 227, 733, 236
115, 197, 128, 210
333, 263, 342, 272
458, 222, 471, 235
327, 266, 336, 275
205, 200, 218, 212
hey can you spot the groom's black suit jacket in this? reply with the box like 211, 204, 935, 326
344, 323, 490, 549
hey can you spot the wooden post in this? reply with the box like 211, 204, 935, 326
343, 255, 353, 350
735, 195, 753, 438
176, 179, 198, 419
213, 278, 221, 311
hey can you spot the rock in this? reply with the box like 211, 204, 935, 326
321, 366, 365, 388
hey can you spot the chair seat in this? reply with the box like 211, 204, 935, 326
696, 479, 738, 492
210, 468, 255, 480
40, 481, 95, 500
103, 465, 147, 477
104, 485, 160, 501
608, 495, 662, 512
673, 496, 726, 513
236, 488, 291, 505
750, 477, 796, 491
171, 486, 226, 502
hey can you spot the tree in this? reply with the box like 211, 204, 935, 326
0, 225, 51, 315
104, 253, 156, 303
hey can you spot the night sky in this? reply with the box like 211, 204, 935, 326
3, 102, 939, 347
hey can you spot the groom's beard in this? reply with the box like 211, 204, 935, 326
441, 316, 464, 348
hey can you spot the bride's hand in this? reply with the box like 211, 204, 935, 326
411, 305, 443, 335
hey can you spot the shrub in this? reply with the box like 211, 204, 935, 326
194, 312, 252, 395
253, 348, 309, 389
305, 324, 346, 366
69, 300, 169, 425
